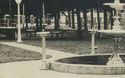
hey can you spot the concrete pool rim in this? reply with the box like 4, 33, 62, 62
48, 53, 125, 75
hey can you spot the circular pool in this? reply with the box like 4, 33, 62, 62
49, 54, 125, 75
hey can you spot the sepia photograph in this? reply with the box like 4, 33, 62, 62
0, 0, 125, 78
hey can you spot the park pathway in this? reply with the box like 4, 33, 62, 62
0, 42, 76, 60
0, 42, 124, 78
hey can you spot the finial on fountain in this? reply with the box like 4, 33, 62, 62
114, 0, 120, 3
104, 0, 125, 30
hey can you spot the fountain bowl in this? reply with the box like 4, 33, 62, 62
104, 3, 125, 10
98, 30, 125, 37
37, 31, 50, 37
49, 54, 125, 75
98, 30, 125, 34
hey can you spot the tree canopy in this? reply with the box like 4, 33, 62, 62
0, 0, 125, 16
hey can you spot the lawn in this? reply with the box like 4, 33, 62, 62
1, 34, 125, 64
0, 44, 43, 63
23, 35, 125, 54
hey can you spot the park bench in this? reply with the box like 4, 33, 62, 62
25, 28, 36, 37
50, 30, 64, 38
0, 27, 17, 39
47, 28, 77, 39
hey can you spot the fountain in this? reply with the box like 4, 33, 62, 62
104, 0, 125, 30
48, 0, 125, 75
99, 0, 125, 66
99, 0, 125, 31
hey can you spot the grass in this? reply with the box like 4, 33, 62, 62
1, 34, 125, 63
23, 35, 125, 55
0, 44, 43, 63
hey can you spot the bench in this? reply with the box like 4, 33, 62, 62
0, 27, 17, 39
25, 29, 36, 37
50, 31, 64, 38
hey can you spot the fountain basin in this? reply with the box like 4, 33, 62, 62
98, 30, 125, 37
98, 30, 125, 34
37, 32, 50, 36
104, 3, 125, 10
49, 54, 125, 75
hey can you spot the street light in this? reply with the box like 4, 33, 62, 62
15, 0, 22, 42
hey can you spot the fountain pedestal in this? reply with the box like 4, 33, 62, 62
106, 38, 124, 66
107, 52, 124, 66
89, 28, 98, 54
98, 30, 125, 66
112, 16, 121, 30
37, 31, 49, 69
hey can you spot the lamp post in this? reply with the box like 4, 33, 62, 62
15, 0, 22, 42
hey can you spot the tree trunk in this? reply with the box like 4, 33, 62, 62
25, 15, 28, 29
68, 11, 71, 27
36, 14, 39, 32
72, 9, 75, 29
55, 12, 60, 30
104, 9, 108, 29
76, 9, 82, 38
110, 9, 113, 29
40, 15, 42, 31
25, 1, 28, 30
54, 14, 57, 30
83, 10, 88, 31
97, 7, 101, 30
91, 9, 94, 28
